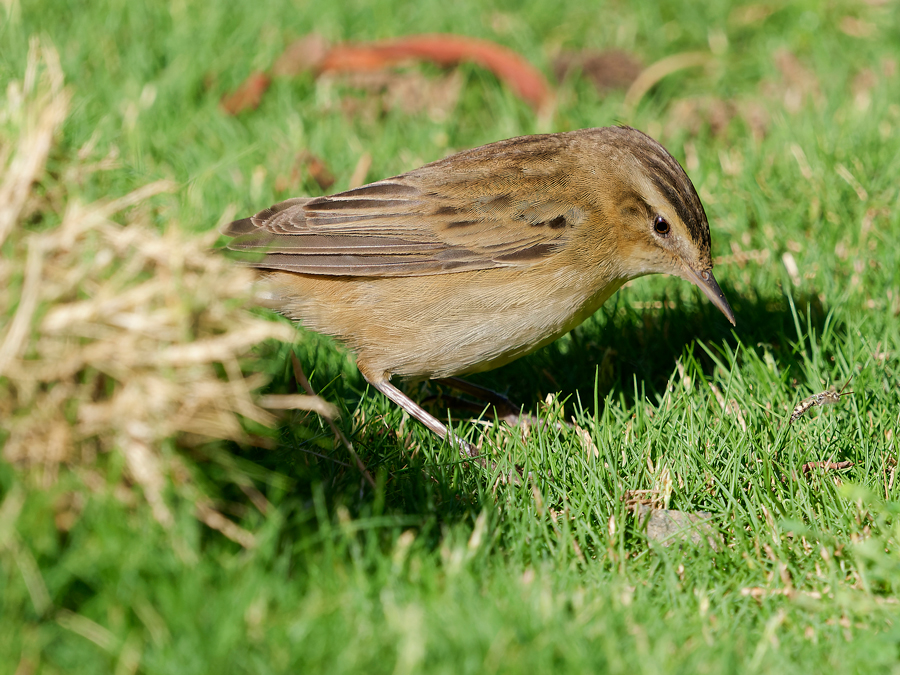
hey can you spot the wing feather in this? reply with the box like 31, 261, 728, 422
226, 135, 585, 277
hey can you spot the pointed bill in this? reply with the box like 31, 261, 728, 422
682, 267, 736, 326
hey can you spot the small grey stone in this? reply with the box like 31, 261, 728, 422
635, 505, 720, 550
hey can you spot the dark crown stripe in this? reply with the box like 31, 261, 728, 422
628, 141, 709, 252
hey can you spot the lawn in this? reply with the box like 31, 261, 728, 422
2, 0, 900, 672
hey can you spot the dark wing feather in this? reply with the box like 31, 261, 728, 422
225, 135, 583, 277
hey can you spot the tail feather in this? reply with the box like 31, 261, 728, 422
221, 217, 257, 236
222, 197, 313, 237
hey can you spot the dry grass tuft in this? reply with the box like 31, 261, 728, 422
0, 39, 304, 538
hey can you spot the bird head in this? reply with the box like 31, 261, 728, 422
587, 126, 735, 326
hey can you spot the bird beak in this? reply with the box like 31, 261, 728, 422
682, 266, 736, 326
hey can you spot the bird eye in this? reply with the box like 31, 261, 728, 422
653, 216, 670, 236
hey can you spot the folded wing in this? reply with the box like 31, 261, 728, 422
225, 136, 584, 277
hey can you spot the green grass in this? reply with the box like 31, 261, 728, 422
3, 0, 900, 672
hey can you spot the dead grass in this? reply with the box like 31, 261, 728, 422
0, 39, 304, 539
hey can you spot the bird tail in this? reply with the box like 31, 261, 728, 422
220, 197, 312, 236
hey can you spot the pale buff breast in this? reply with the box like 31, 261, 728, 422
262, 258, 624, 381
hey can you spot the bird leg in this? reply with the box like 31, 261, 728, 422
365, 377, 481, 460
366, 377, 531, 485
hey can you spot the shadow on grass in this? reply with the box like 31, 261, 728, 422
211, 282, 834, 533
455, 282, 830, 412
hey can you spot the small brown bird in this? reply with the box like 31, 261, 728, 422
226, 126, 735, 455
